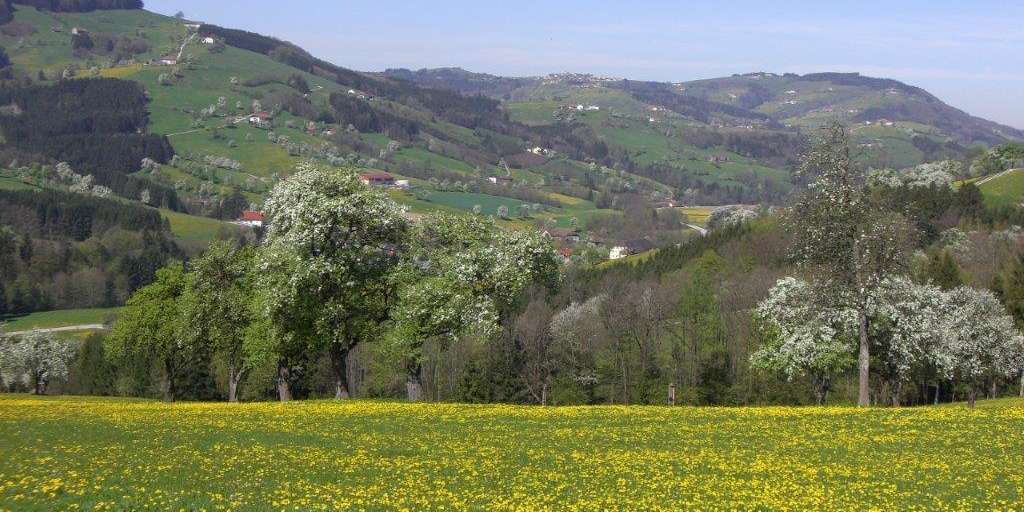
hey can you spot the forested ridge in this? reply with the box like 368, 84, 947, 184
0, 187, 181, 315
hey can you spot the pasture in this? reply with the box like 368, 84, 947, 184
0, 308, 118, 333
977, 168, 1024, 208
0, 395, 1021, 510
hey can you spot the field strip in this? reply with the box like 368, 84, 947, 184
3, 324, 107, 336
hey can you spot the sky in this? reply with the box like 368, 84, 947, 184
146, 0, 1024, 129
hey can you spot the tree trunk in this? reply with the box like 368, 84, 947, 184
406, 361, 423, 402
161, 375, 173, 402
276, 364, 292, 402
161, 360, 174, 402
811, 373, 831, 405
227, 365, 243, 403
890, 381, 902, 408
1019, 371, 1023, 398
968, 386, 977, 409
990, 380, 998, 399
329, 345, 350, 400
620, 353, 630, 405
857, 309, 870, 407
541, 381, 548, 406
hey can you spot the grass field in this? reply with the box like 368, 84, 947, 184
160, 208, 242, 247
0, 396, 1021, 510
0, 176, 39, 191
977, 168, 1024, 208
0, 308, 119, 332
677, 206, 714, 226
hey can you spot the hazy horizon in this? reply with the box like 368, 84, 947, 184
146, 0, 1024, 130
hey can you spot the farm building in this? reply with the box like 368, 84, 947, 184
544, 228, 581, 243
233, 211, 265, 228
360, 172, 396, 187
249, 112, 273, 129
488, 176, 514, 185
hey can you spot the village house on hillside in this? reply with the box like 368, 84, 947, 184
488, 175, 514, 186
360, 172, 396, 187
609, 239, 654, 260
158, 54, 178, 66
543, 228, 581, 244
233, 210, 264, 228
248, 111, 272, 129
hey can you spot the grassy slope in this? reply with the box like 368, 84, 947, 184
1, 307, 119, 331
506, 90, 792, 191
1, 395, 1022, 510
977, 168, 1024, 208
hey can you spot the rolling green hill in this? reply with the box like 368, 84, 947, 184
389, 69, 1023, 172
0, 3, 1019, 275
976, 168, 1024, 208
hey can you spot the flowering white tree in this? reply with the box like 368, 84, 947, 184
790, 123, 915, 406
752, 277, 857, 404
900, 161, 958, 188
867, 277, 946, 405
550, 295, 607, 398
390, 214, 558, 400
935, 286, 1024, 407
707, 205, 759, 231
258, 162, 408, 400
0, 331, 77, 395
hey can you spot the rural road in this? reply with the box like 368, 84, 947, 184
2, 324, 107, 336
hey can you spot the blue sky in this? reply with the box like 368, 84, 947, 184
146, 0, 1024, 129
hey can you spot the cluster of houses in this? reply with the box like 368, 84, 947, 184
542, 227, 654, 263
347, 89, 375, 101
864, 119, 896, 127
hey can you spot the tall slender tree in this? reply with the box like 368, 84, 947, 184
181, 242, 256, 402
789, 123, 915, 406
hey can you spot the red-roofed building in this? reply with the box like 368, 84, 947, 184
360, 172, 396, 187
234, 210, 264, 228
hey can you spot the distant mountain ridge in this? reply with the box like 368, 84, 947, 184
384, 68, 1023, 147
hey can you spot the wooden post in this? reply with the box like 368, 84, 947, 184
668, 383, 676, 406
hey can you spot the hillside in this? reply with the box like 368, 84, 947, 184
0, 3, 1019, 302
0, 4, 727, 280
387, 69, 1023, 170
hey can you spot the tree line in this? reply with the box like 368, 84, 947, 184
73, 163, 557, 402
